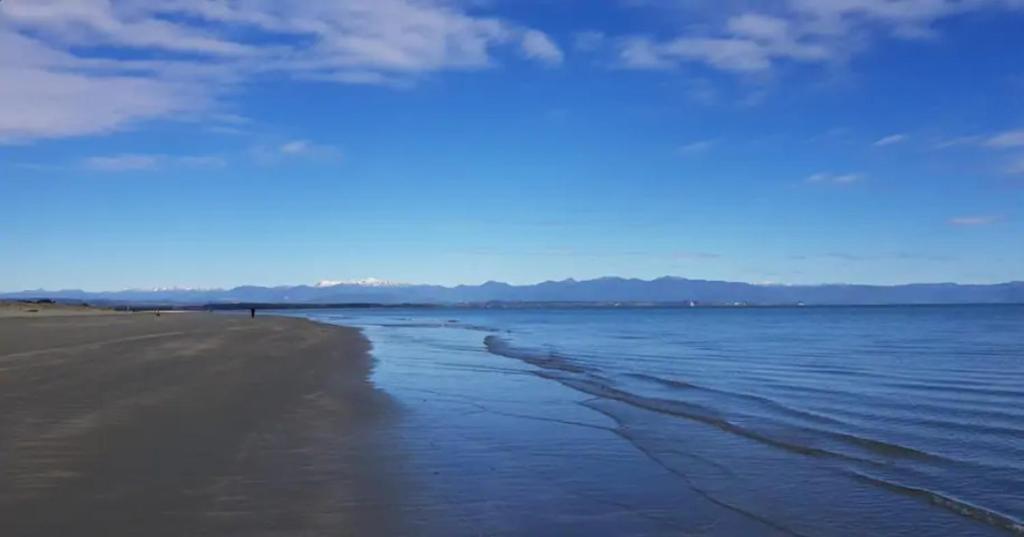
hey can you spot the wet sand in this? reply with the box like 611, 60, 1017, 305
0, 313, 399, 536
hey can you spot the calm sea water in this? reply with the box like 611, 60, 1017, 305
286, 305, 1024, 536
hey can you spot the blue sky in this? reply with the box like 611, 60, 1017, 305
2, 0, 1023, 290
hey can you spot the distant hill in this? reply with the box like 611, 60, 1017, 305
3, 277, 1023, 306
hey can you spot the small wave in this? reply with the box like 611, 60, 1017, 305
581, 400, 812, 537
624, 372, 698, 390
373, 321, 501, 333
851, 472, 1024, 535
625, 372, 951, 464
481, 333, 1023, 535
589, 375, 1023, 534
625, 373, 848, 427
484, 335, 587, 374
485, 337, 937, 467
544, 373, 877, 463
816, 429, 944, 461
879, 380, 1024, 400
757, 381, 1024, 425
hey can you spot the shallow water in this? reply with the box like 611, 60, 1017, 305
286, 305, 1024, 536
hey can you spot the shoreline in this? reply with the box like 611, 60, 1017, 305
0, 312, 402, 536
285, 306, 1023, 536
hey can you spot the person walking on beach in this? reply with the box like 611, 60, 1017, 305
250, 307, 255, 319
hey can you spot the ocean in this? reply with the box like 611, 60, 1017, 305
287, 305, 1024, 536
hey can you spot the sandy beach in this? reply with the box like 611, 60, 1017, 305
0, 301, 123, 318
0, 311, 400, 536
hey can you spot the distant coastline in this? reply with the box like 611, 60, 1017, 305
3, 276, 1022, 307
5, 299, 1024, 316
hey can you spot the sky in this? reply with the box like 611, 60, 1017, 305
2, 0, 1023, 290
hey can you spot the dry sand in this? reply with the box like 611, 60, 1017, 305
0, 312, 401, 536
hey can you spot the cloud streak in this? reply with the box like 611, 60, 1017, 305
249, 139, 343, 165
521, 30, 564, 66
874, 133, 908, 147
806, 172, 865, 185
0, 0, 563, 143
614, 1, 1024, 76
984, 130, 1024, 148
949, 215, 1000, 226
82, 154, 226, 172
83, 154, 162, 172
678, 140, 716, 156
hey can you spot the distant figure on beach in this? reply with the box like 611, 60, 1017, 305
250, 308, 255, 319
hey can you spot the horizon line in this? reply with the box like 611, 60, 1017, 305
3, 275, 1023, 295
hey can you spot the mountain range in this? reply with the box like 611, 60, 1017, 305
3, 277, 1023, 306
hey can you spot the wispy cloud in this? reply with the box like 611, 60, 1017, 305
874, 133, 908, 147
250, 140, 342, 164
618, 37, 677, 70
280, 140, 341, 158
0, 0, 562, 143
984, 130, 1024, 148
280, 141, 315, 156
936, 129, 1024, 150
83, 154, 162, 172
521, 30, 564, 66
793, 252, 952, 262
0, 29, 213, 144
933, 135, 984, 150
203, 113, 254, 136
935, 129, 1024, 175
806, 172, 865, 185
677, 140, 716, 156
670, 251, 722, 261
82, 154, 226, 172
614, 2, 1023, 76
949, 215, 1000, 226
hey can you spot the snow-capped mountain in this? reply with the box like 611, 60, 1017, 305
314, 278, 409, 288
2, 277, 1022, 305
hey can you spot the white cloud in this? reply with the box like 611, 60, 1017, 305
249, 140, 342, 164
618, 37, 677, 70
661, 37, 777, 73
2, 0, 253, 56
933, 135, 984, 149
280, 140, 314, 155
678, 140, 716, 155
728, 13, 791, 43
615, 1, 1023, 75
949, 215, 999, 226
82, 153, 227, 172
84, 154, 162, 172
935, 129, 1024, 152
874, 133, 908, 146
520, 30, 564, 66
279, 140, 341, 158
617, 19, 831, 73
0, 29, 213, 144
0, 0, 561, 143
806, 172, 865, 185
985, 130, 1024, 148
